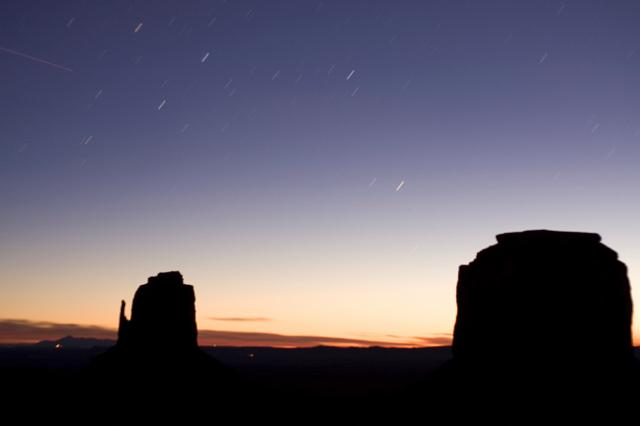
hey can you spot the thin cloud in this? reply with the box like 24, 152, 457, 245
208, 317, 272, 322
413, 334, 453, 346
197, 330, 419, 347
0, 319, 451, 348
354, 332, 452, 347
0, 319, 115, 343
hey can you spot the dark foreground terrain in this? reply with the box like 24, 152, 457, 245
3, 341, 640, 424
1, 340, 452, 394
2, 341, 453, 424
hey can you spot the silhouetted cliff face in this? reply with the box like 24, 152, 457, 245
118, 271, 198, 351
92, 271, 225, 373
452, 230, 634, 378
88, 273, 242, 422
399, 230, 639, 424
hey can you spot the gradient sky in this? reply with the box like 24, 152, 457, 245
1, 0, 640, 346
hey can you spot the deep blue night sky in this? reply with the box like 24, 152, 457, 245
2, 0, 640, 345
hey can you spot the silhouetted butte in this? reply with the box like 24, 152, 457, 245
118, 271, 198, 351
94, 271, 217, 370
425, 230, 639, 422
453, 230, 634, 378
90, 272, 236, 421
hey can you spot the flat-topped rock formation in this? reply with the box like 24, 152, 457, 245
416, 229, 639, 423
399, 230, 637, 424
92, 271, 227, 375
118, 271, 198, 351
89, 271, 239, 421
453, 230, 634, 377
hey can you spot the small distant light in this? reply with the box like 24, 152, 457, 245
55, 343, 62, 349
248, 353, 255, 358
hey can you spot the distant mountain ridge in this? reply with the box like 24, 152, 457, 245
34, 335, 116, 349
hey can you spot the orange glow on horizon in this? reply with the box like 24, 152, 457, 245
3, 318, 639, 348
0, 319, 452, 348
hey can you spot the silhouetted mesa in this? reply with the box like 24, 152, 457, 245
453, 230, 635, 381
118, 271, 197, 350
92, 271, 225, 374
88, 272, 241, 422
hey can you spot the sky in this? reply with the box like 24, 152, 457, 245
1, 0, 640, 347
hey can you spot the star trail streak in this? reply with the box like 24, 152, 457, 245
0, 46, 73, 72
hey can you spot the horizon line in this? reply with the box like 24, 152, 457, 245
0, 318, 452, 348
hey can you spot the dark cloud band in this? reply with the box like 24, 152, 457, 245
0, 319, 450, 348
208, 317, 272, 322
